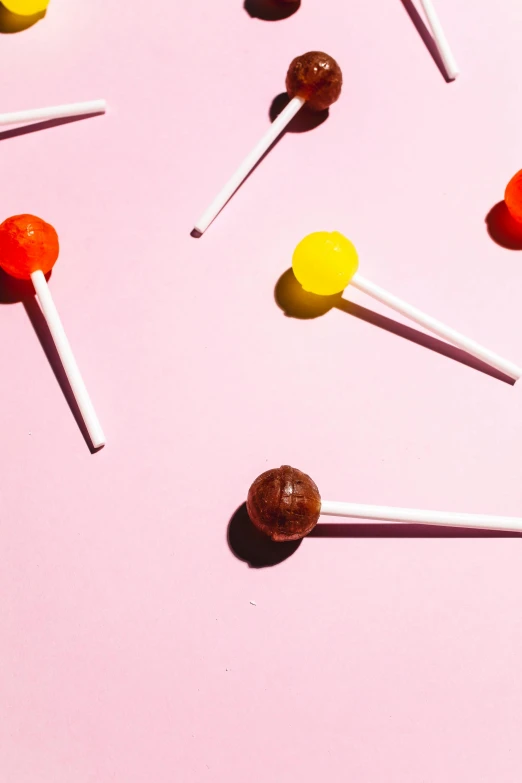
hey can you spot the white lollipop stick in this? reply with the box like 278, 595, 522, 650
419, 0, 459, 80
31, 270, 105, 449
194, 96, 305, 234
320, 500, 522, 533
350, 273, 521, 380
0, 99, 106, 127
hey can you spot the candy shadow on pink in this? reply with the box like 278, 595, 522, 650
23, 299, 103, 453
190, 95, 328, 238
486, 202, 522, 250
0, 269, 101, 454
310, 522, 522, 538
399, 0, 451, 83
269, 93, 329, 132
0, 270, 36, 304
274, 269, 515, 386
0, 5, 45, 34
0, 113, 105, 143
244, 0, 300, 22
228, 503, 302, 567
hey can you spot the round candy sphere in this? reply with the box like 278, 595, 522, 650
292, 231, 358, 296
247, 465, 321, 542
286, 51, 342, 111
0, 215, 59, 280
505, 170, 522, 224
2, 0, 50, 14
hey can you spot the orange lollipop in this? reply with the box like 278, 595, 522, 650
505, 170, 522, 224
0, 215, 105, 449
0, 215, 58, 279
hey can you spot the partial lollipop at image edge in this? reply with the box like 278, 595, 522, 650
193, 51, 342, 235
1, 0, 49, 14
0, 215, 105, 450
247, 465, 522, 542
0, 99, 106, 128
290, 231, 521, 382
505, 170, 522, 224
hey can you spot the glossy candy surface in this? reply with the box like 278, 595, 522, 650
2, 0, 49, 14
247, 465, 321, 541
286, 51, 342, 111
505, 170, 522, 224
0, 215, 59, 280
292, 231, 358, 296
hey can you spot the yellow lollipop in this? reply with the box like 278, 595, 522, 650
2, 0, 49, 15
292, 231, 359, 296
289, 230, 522, 380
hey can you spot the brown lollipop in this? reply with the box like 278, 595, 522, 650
286, 51, 342, 111
194, 51, 343, 234
245, 466, 522, 544
247, 465, 321, 541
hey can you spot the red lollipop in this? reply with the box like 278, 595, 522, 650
0, 215, 105, 449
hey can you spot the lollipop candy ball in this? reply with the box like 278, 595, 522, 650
292, 231, 358, 296
0, 215, 59, 280
247, 465, 321, 542
286, 51, 342, 111
2, 0, 50, 14
505, 170, 522, 224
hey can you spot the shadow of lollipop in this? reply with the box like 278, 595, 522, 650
0, 268, 101, 453
486, 201, 522, 251
227, 503, 302, 568
274, 268, 515, 385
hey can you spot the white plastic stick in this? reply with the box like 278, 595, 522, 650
194, 96, 306, 234
419, 0, 459, 80
351, 273, 521, 381
320, 500, 522, 532
0, 99, 106, 127
31, 270, 105, 449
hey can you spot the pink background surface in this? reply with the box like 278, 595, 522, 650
1, 0, 522, 780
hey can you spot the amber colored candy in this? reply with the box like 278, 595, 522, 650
286, 51, 342, 111
0, 214, 59, 280
505, 170, 522, 224
247, 465, 322, 541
